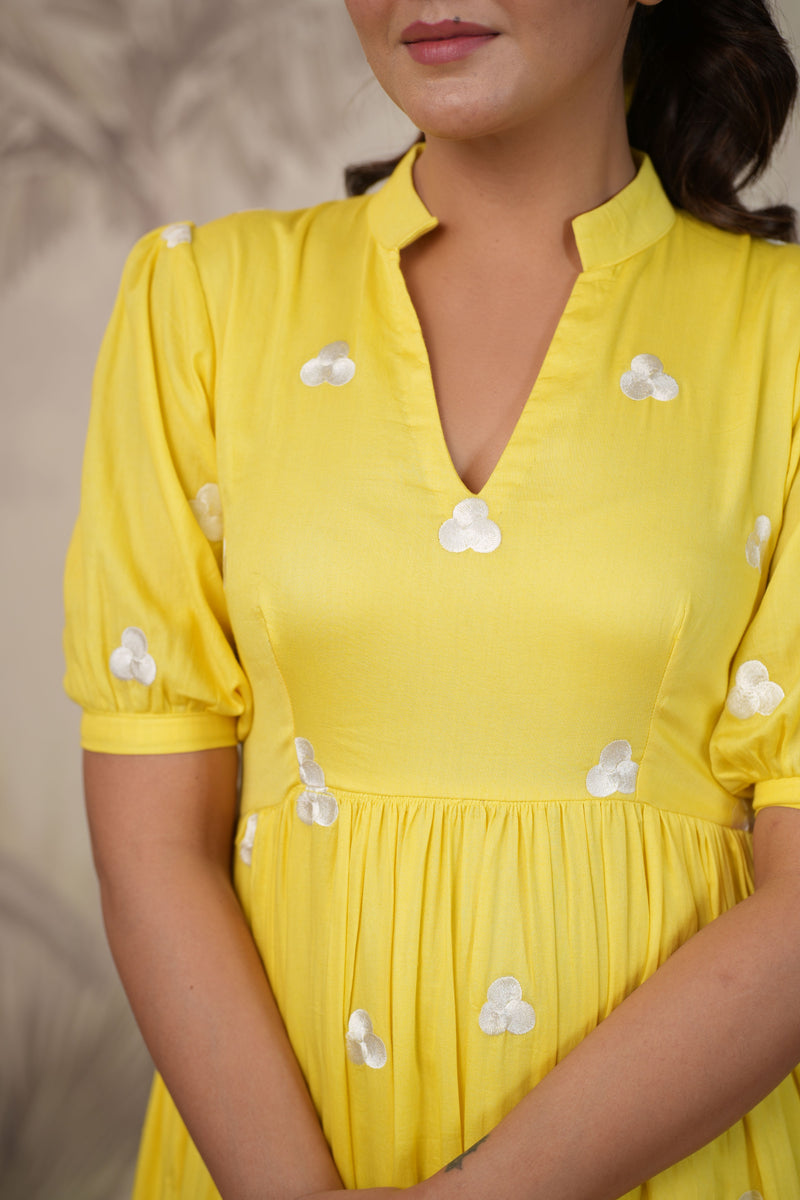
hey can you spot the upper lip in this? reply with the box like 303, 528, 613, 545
400, 19, 497, 42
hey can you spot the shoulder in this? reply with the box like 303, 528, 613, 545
192, 192, 373, 275
111, 193, 374, 352
664, 212, 800, 376
130, 191, 372, 259
670, 209, 800, 299
129, 194, 374, 335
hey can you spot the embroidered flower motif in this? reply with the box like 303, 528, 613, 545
238, 813, 258, 865
300, 341, 356, 387
586, 740, 639, 798
295, 737, 339, 826
161, 223, 192, 248
726, 660, 784, 719
479, 977, 536, 1036
745, 515, 771, 569
346, 1010, 387, 1068
109, 627, 157, 686
620, 354, 679, 402
729, 796, 755, 833
189, 483, 224, 542
738, 1192, 764, 1200
439, 498, 502, 554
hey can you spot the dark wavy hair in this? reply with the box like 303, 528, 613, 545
345, 0, 798, 242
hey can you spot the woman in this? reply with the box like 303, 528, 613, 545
64, 1, 800, 1197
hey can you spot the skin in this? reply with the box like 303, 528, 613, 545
342, 0, 658, 229
86, 4, 800, 1200
85, 748, 343, 1200
343, 0, 648, 142
344, 0, 660, 493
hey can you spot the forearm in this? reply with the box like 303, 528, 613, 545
100, 856, 342, 1200
424, 865, 800, 1200
85, 749, 342, 1200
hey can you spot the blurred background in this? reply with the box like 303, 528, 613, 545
0, 1, 798, 1196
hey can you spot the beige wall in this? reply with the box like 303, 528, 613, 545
0, 2, 799, 1195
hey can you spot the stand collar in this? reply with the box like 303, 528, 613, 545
368, 144, 676, 271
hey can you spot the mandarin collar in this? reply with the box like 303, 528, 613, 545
368, 143, 676, 271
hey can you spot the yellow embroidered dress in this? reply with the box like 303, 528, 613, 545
64, 148, 800, 1198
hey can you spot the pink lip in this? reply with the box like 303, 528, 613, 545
401, 21, 498, 65
401, 20, 497, 41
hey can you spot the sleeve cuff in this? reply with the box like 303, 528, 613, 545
81, 711, 240, 755
753, 778, 800, 813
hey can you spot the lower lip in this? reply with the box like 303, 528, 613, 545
404, 34, 497, 65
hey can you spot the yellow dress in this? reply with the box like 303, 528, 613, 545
64, 147, 800, 1198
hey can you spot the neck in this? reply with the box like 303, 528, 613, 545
411, 91, 636, 266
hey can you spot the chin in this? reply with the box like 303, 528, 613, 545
413, 117, 513, 144
398, 91, 511, 142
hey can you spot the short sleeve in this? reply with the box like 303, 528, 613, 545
63, 223, 252, 754
710, 359, 800, 815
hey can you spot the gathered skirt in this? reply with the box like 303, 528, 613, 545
133, 792, 800, 1198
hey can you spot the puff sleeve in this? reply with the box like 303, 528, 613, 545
63, 224, 252, 754
710, 358, 800, 815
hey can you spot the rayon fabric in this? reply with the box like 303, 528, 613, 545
64, 147, 800, 1197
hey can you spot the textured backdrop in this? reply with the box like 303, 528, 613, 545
0, 1, 798, 1196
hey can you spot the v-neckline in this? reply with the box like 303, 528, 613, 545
396, 263, 585, 499
368, 143, 676, 499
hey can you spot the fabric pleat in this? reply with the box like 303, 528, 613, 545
133, 792, 800, 1198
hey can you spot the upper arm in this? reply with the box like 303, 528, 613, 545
84, 746, 240, 884
709, 331, 800, 830
63, 225, 251, 759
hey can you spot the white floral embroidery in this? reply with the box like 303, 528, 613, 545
300, 341, 356, 387
586, 740, 639, 798
238, 813, 258, 865
439, 498, 501, 554
295, 737, 339, 826
109, 627, 157, 686
346, 1010, 387, 1068
161, 223, 192, 248
729, 796, 755, 833
189, 483, 224, 542
745, 515, 771, 569
726, 660, 784, 719
620, 354, 679, 402
479, 977, 536, 1036
738, 1192, 764, 1200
